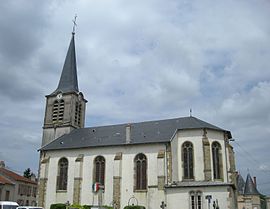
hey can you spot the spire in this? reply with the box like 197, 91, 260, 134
244, 173, 260, 195
237, 173, 245, 194
51, 33, 79, 95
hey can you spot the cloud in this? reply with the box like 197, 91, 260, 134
0, 0, 270, 195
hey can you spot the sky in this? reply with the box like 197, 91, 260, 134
0, 0, 270, 195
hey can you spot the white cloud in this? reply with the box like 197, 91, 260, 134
0, 0, 270, 194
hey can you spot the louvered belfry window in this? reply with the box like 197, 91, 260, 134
57, 158, 68, 190
75, 102, 82, 126
52, 100, 65, 123
183, 142, 194, 179
135, 153, 147, 190
212, 142, 222, 179
94, 156, 105, 186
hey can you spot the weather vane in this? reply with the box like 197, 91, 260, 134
72, 14, 77, 34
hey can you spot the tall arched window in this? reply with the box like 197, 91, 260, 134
57, 158, 68, 190
52, 99, 65, 123
94, 156, 105, 186
182, 142, 194, 179
212, 141, 222, 179
134, 153, 147, 190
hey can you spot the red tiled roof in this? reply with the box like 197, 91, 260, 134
0, 167, 37, 185
0, 175, 14, 185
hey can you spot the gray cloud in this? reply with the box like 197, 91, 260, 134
0, 0, 270, 195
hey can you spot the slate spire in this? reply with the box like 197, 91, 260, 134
244, 173, 260, 195
51, 33, 79, 95
237, 173, 245, 194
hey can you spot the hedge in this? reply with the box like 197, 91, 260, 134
50, 203, 66, 209
123, 206, 146, 209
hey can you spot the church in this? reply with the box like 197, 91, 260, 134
37, 32, 238, 209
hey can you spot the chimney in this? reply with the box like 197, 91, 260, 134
0, 160, 5, 168
253, 176, 257, 188
126, 124, 131, 144
31, 174, 37, 182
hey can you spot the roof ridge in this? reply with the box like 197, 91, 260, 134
85, 116, 196, 129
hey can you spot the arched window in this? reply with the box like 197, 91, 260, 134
94, 156, 105, 186
57, 158, 68, 190
134, 153, 147, 190
212, 141, 222, 179
182, 142, 194, 179
52, 99, 65, 123
190, 191, 202, 209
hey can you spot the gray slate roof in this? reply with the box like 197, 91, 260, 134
237, 173, 245, 194
51, 33, 79, 95
244, 174, 260, 195
41, 116, 231, 151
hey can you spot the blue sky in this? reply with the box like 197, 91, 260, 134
0, 0, 270, 195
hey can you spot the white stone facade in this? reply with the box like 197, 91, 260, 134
38, 128, 237, 209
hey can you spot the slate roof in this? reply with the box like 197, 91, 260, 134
51, 33, 79, 95
41, 116, 231, 151
237, 173, 245, 194
244, 174, 260, 195
0, 167, 37, 185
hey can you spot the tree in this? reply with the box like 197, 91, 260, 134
23, 168, 34, 179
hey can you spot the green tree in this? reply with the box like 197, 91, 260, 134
23, 168, 33, 179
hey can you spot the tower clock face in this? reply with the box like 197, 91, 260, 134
56, 93, 63, 100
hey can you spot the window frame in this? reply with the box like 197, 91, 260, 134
134, 153, 147, 191
189, 191, 202, 209
56, 157, 68, 191
93, 156, 106, 187
182, 141, 194, 180
212, 141, 222, 180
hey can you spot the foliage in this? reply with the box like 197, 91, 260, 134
23, 168, 32, 178
75, 205, 113, 209
69, 205, 84, 209
82, 205, 92, 209
50, 203, 66, 209
23, 168, 34, 179
123, 206, 145, 209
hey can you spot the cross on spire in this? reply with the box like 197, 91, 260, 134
72, 14, 77, 35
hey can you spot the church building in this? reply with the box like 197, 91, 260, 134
38, 32, 238, 209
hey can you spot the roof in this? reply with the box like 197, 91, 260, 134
0, 167, 37, 185
237, 173, 245, 194
165, 181, 234, 188
244, 173, 260, 195
51, 33, 79, 95
41, 116, 231, 151
0, 175, 14, 185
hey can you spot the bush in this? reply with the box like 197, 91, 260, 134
69, 204, 84, 209
123, 206, 145, 209
81, 205, 113, 209
50, 203, 66, 209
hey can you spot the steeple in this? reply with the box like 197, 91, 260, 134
237, 173, 245, 194
51, 33, 79, 95
244, 173, 260, 195
42, 29, 87, 147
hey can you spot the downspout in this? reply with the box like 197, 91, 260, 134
223, 132, 229, 182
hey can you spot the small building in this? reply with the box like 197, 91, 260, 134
237, 173, 268, 209
0, 161, 37, 206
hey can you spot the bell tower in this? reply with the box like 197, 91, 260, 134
41, 32, 87, 147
